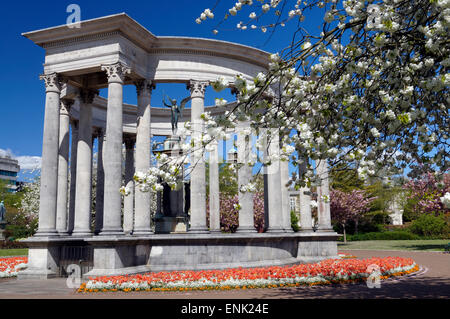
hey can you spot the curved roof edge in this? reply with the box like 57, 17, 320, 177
22, 13, 270, 69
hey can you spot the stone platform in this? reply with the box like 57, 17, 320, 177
18, 232, 339, 279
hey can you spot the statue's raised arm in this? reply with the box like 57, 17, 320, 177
163, 94, 176, 108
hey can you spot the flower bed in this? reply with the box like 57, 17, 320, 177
0, 257, 28, 278
78, 257, 418, 293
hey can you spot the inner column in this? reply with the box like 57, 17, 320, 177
188, 80, 209, 233
94, 128, 105, 235
209, 139, 220, 232
236, 123, 256, 233
266, 128, 284, 232
123, 136, 135, 235
133, 79, 153, 235
317, 159, 333, 231
297, 149, 313, 232
56, 98, 74, 235
72, 88, 97, 237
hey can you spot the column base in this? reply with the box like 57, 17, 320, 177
266, 227, 285, 233
99, 229, 125, 236
70, 230, 93, 238
317, 228, 334, 232
188, 226, 210, 233
132, 229, 153, 236
236, 227, 257, 233
34, 229, 59, 237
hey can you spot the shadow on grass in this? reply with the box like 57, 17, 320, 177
403, 244, 446, 251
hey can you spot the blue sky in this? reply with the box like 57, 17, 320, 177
0, 0, 324, 181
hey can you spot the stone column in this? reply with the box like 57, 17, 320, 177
280, 159, 293, 232
133, 79, 154, 235
72, 89, 97, 236
236, 125, 256, 233
266, 128, 284, 232
317, 159, 333, 231
297, 151, 313, 232
35, 73, 61, 237
56, 99, 74, 235
188, 80, 209, 233
68, 120, 78, 234
94, 128, 105, 235
209, 139, 220, 232
100, 63, 130, 236
123, 136, 135, 235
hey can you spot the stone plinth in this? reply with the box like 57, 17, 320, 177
18, 232, 340, 279
0, 222, 6, 240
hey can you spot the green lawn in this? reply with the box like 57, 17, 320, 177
338, 239, 450, 252
0, 249, 28, 257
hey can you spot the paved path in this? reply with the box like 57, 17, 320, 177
0, 250, 448, 299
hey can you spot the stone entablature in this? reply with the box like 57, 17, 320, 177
22, 13, 269, 88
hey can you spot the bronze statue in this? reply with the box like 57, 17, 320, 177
163, 94, 191, 135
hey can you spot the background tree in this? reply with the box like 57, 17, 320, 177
330, 188, 376, 242
403, 171, 450, 221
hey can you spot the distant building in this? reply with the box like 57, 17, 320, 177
0, 155, 20, 192
288, 189, 301, 213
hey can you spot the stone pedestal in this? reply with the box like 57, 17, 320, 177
154, 136, 189, 234
0, 222, 6, 240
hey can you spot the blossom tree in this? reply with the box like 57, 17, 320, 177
403, 171, 450, 218
330, 188, 376, 242
134, 0, 448, 200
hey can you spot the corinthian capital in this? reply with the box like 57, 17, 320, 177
188, 80, 209, 98
101, 62, 131, 84
134, 79, 155, 97
79, 88, 99, 104
60, 99, 74, 115
40, 73, 62, 93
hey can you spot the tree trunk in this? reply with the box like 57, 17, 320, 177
342, 223, 347, 243
355, 219, 359, 234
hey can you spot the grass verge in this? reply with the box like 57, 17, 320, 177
0, 249, 28, 257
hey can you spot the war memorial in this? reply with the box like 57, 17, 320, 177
18, 13, 338, 280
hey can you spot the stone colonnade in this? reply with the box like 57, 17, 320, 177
36, 63, 331, 236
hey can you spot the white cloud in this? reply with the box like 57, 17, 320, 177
0, 148, 42, 171
16, 156, 42, 170
0, 148, 13, 158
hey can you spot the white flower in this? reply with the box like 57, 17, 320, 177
215, 98, 228, 106
302, 42, 312, 50
249, 12, 256, 19
370, 128, 381, 138
441, 192, 450, 209
212, 76, 228, 92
